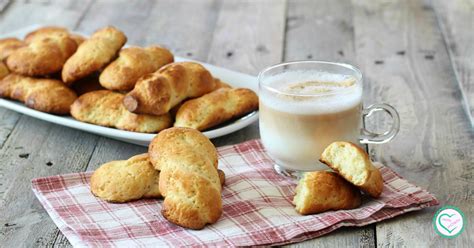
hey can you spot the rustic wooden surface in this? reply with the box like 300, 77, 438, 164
0, 0, 472, 247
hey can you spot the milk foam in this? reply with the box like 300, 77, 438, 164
260, 70, 362, 114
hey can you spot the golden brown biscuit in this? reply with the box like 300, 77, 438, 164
0, 74, 77, 114
6, 33, 77, 76
70, 90, 171, 133
148, 127, 222, 229
25, 26, 86, 47
218, 169, 226, 186
0, 61, 9, 80
168, 78, 230, 119
320, 141, 384, 198
213, 77, 232, 90
90, 153, 226, 204
99, 46, 174, 91
69, 34, 86, 46
123, 62, 215, 116
293, 171, 361, 215
0, 38, 25, 61
24, 26, 69, 43
90, 154, 161, 203
62, 26, 127, 84
174, 88, 258, 131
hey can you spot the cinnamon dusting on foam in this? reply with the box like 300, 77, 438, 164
276, 77, 356, 101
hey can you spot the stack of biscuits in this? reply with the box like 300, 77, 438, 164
293, 141, 384, 215
91, 127, 225, 230
0, 26, 258, 133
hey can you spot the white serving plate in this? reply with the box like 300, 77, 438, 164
0, 25, 259, 146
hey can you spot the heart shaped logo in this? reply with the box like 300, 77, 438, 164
438, 213, 457, 233
433, 206, 465, 238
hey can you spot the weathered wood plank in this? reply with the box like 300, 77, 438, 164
0, 0, 92, 33
284, 0, 375, 247
0, 0, 11, 13
0, 1, 96, 247
285, 0, 355, 64
432, 0, 474, 126
75, 0, 220, 61
0, 116, 99, 247
0, 108, 20, 148
352, 0, 473, 246
208, 0, 286, 147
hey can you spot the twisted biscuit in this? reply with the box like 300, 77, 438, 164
6, 33, 77, 76
62, 26, 127, 85
175, 88, 258, 131
100, 46, 174, 91
149, 127, 222, 229
213, 78, 232, 90
91, 153, 226, 203
24, 26, 69, 43
91, 154, 161, 203
25, 26, 86, 47
0, 61, 8, 80
70, 90, 172, 133
123, 62, 215, 116
0, 74, 77, 114
0, 38, 25, 61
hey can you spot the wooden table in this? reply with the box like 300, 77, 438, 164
0, 0, 472, 247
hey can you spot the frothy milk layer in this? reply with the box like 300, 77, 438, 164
260, 70, 362, 114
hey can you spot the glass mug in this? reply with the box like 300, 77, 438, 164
258, 61, 400, 178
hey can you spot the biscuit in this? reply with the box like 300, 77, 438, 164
70, 90, 172, 133
0, 61, 8, 80
213, 77, 232, 90
90, 154, 226, 204
24, 26, 69, 43
149, 127, 222, 229
123, 62, 215, 115
90, 154, 161, 203
293, 171, 362, 215
25, 26, 85, 47
0, 38, 25, 61
99, 46, 174, 91
6, 33, 77, 76
69, 34, 86, 46
320, 141, 384, 198
0, 74, 77, 114
174, 88, 258, 131
62, 26, 127, 84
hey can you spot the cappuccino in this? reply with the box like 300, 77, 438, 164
259, 70, 362, 171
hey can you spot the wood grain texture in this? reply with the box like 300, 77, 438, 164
432, 0, 474, 126
208, 0, 286, 147
352, 0, 473, 246
285, 0, 355, 64
284, 1, 375, 247
75, 0, 220, 61
0, 0, 92, 33
0, 116, 99, 247
0, 1, 96, 247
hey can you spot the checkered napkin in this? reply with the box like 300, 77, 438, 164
32, 139, 438, 247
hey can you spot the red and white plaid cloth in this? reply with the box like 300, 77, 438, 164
32, 139, 438, 247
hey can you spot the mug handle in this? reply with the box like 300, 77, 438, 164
360, 103, 400, 144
